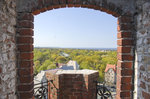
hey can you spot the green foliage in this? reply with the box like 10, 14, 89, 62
34, 48, 117, 81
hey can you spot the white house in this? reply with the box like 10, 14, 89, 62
59, 60, 80, 70
104, 64, 116, 86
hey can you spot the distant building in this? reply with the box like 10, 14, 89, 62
59, 60, 80, 70
60, 52, 69, 57
104, 64, 116, 86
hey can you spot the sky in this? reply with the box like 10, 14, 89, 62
34, 8, 117, 48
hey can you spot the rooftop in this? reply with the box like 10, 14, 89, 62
46, 69, 98, 75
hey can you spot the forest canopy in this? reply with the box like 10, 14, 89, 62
34, 48, 117, 81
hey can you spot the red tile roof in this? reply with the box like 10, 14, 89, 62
104, 64, 116, 73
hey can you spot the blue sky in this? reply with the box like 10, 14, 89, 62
34, 8, 117, 48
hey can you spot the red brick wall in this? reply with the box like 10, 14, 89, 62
16, 13, 34, 99
16, 0, 135, 99
46, 71, 99, 99
117, 16, 135, 99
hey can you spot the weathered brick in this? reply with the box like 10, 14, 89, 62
17, 37, 33, 44
18, 82, 34, 91
117, 24, 133, 31
142, 91, 150, 99
117, 61, 133, 69
18, 20, 34, 28
117, 32, 132, 38
18, 45, 33, 52
118, 16, 133, 24
1, 0, 149, 99
117, 68, 133, 76
19, 60, 33, 68
117, 39, 133, 46
40, 7, 47, 12
116, 90, 131, 98
19, 75, 34, 83
118, 54, 133, 61
117, 46, 132, 53
17, 28, 33, 36
19, 90, 34, 99
20, 52, 34, 60
18, 67, 33, 76
32, 10, 41, 15
18, 13, 34, 22
117, 75, 132, 84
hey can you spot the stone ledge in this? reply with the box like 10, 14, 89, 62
46, 69, 98, 75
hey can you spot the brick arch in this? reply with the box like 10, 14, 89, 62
16, 0, 135, 99
31, 2, 121, 17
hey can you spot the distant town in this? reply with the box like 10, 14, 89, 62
34, 47, 117, 51
34, 48, 117, 98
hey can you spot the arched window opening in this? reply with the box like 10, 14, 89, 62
33, 8, 117, 98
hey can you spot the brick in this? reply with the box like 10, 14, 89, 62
117, 61, 133, 69
73, 84, 82, 89
59, 0, 66, 4
117, 24, 133, 31
38, 0, 44, 9
106, 10, 118, 17
74, 0, 82, 4
117, 39, 133, 46
19, 75, 33, 83
83, 5, 95, 9
47, 6, 53, 10
19, 90, 33, 99
117, 75, 132, 84
118, 54, 133, 61
32, 10, 41, 15
117, 32, 132, 38
18, 67, 33, 76
107, 3, 120, 17
68, 4, 74, 7
18, 20, 33, 28
20, 52, 33, 60
53, 5, 60, 9
19, 60, 33, 68
67, 0, 74, 4
18, 45, 33, 52
118, 16, 133, 24
117, 82, 132, 90
54, 0, 60, 5
18, 82, 34, 91
73, 4, 81, 7
142, 91, 150, 99
17, 28, 33, 36
18, 13, 34, 22
17, 37, 33, 44
116, 90, 131, 98
40, 7, 47, 12
70, 96, 77, 99
60, 4, 67, 8
93, 6, 100, 10
117, 46, 132, 53
117, 68, 133, 76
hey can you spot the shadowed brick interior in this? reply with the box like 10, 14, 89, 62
0, 0, 150, 99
